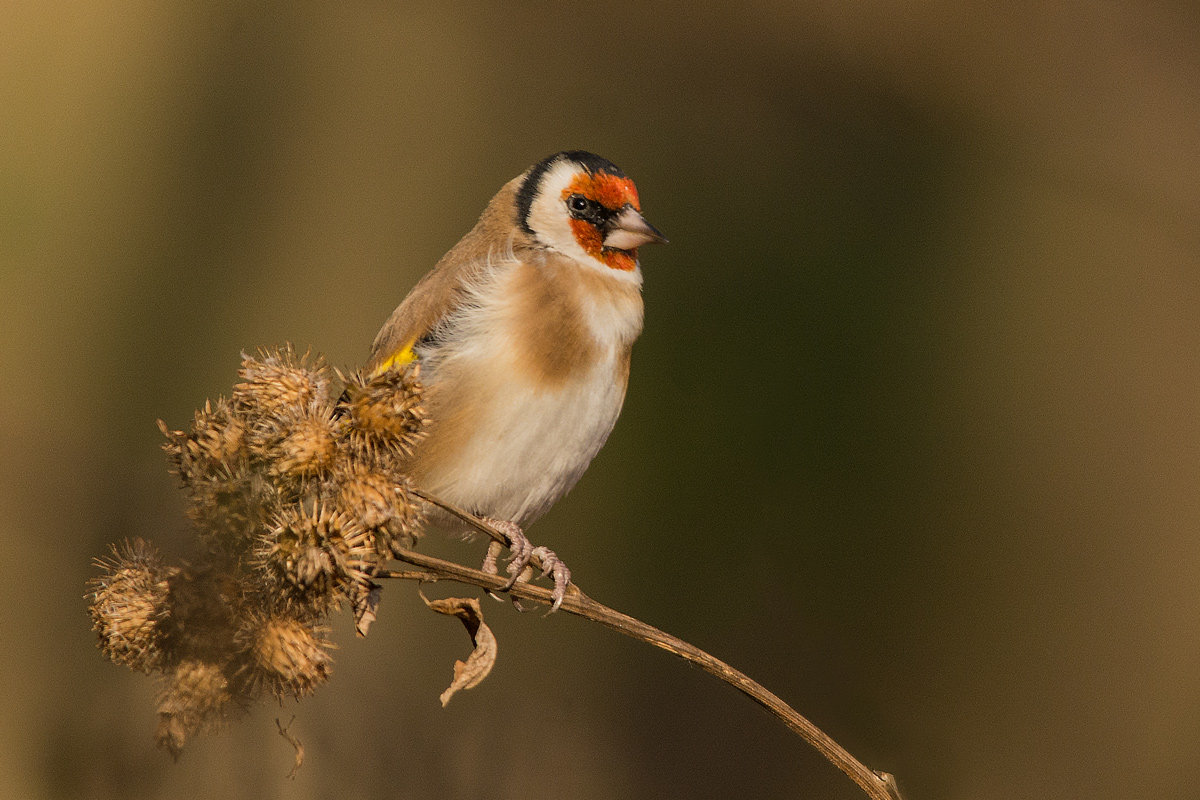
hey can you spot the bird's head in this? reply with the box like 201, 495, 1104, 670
515, 151, 667, 273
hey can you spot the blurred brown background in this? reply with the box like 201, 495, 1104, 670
3, 2, 1199, 798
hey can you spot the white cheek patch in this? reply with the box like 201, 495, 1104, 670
526, 160, 593, 262
524, 160, 644, 286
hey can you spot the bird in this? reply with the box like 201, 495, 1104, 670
366, 151, 666, 610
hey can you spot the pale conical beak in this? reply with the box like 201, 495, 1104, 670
603, 205, 668, 250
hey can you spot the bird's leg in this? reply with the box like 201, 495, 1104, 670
479, 517, 571, 612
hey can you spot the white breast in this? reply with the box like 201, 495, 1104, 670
433, 356, 627, 526
412, 253, 641, 528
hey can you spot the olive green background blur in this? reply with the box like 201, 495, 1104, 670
4, 2, 1199, 799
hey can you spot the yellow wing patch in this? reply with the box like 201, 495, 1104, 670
374, 341, 418, 376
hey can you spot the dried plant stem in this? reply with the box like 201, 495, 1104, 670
381, 539, 902, 800
274, 717, 305, 779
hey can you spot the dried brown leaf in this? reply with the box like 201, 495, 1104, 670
352, 581, 383, 637
422, 595, 497, 706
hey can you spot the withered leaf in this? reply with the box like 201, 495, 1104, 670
423, 595, 497, 706
352, 581, 383, 637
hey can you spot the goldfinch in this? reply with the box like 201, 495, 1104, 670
368, 151, 665, 609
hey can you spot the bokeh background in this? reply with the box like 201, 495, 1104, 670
4, 2, 1199, 798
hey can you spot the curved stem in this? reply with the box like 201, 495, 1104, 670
380, 544, 903, 800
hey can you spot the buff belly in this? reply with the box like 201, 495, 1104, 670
411, 355, 628, 530
402, 254, 640, 533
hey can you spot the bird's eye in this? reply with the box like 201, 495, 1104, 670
567, 194, 591, 214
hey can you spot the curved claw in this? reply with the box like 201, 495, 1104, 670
531, 545, 571, 613
505, 536, 535, 582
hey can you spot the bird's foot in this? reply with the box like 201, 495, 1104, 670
530, 545, 571, 613
479, 518, 532, 584
479, 517, 571, 612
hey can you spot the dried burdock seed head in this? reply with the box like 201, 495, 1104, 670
239, 614, 333, 699
340, 517, 386, 588
258, 503, 376, 611
233, 345, 331, 424
334, 464, 396, 530
334, 463, 423, 550
265, 503, 344, 589
155, 659, 234, 758
338, 364, 428, 465
159, 396, 245, 486
159, 397, 277, 552
246, 409, 339, 483
274, 412, 339, 478
89, 539, 172, 673
383, 480, 422, 553
93, 347, 434, 755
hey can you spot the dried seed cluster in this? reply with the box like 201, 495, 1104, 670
88, 346, 428, 757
